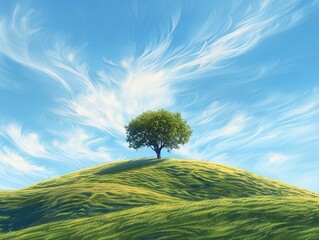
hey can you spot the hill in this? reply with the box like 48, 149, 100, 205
0, 158, 318, 239
2, 197, 319, 240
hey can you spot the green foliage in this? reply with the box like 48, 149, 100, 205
125, 109, 192, 158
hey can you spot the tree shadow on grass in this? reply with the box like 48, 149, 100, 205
97, 158, 166, 175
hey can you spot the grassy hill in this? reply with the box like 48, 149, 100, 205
0, 158, 318, 239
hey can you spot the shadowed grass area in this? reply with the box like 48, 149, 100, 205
0, 158, 318, 238
2, 197, 319, 240
98, 158, 164, 175
27, 158, 316, 200
0, 183, 179, 231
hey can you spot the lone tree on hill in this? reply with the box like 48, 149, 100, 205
125, 109, 192, 159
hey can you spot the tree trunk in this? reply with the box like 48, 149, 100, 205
156, 150, 161, 159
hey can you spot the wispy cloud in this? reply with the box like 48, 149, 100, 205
0, 146, 50, 189
1, 1, 314, 139
0, 122, 113, 169
0, 5, 69, 88
3, 122, 48, 158
50, 127, 113, 167
0, 5, 97, 91
0, 119, 118, 189
56, 0, 315, 139
268, 153, 292, 164
0, 146, 46, 174
180, 89, 319, 161
174, 89, 319, 193
0, 1, 318, 190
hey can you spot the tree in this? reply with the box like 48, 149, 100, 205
125, 109, 192, 159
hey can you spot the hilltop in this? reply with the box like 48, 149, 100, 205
0, 158, 318, 239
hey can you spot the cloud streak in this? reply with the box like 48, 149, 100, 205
0, 0, 318, 190
0, 147, 46, 174
0, 146, 50, 189
180, 89, 319, 159
0, 122, 113, 170
1, 1, 315, 139
174, 88, 319, 193
57, 0, 315, 139
3, 122, 48, 158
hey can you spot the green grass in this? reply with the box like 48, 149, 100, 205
0, 158, 318, 239
2, 197, 319, 240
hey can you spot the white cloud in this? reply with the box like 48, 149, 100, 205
51, 127, 112, 166
217, 114, 248, 137
54, 0, 315, 139
4, 123, 48, 158
1, 122, 113, 168
0, 1, 318, 190
0, 146, 52, 189
174, 145, 206, 160
176, 89, 319, 164
0, 121, 115, 189
0, 5, 69, 88
0, 147, 46, 174
0, 1, 315, 141
268, 153, 291, 164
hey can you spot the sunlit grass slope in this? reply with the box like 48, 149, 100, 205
0, 158, 318, 239
2, 197, 319, 240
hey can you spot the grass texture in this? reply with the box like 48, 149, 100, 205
0, 158, 318, 239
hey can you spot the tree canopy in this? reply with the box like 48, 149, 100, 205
125, 109, 192, 159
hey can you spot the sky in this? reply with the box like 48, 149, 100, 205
0, 0, 319, 191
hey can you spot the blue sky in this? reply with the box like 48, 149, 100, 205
0, 0, 319, 191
